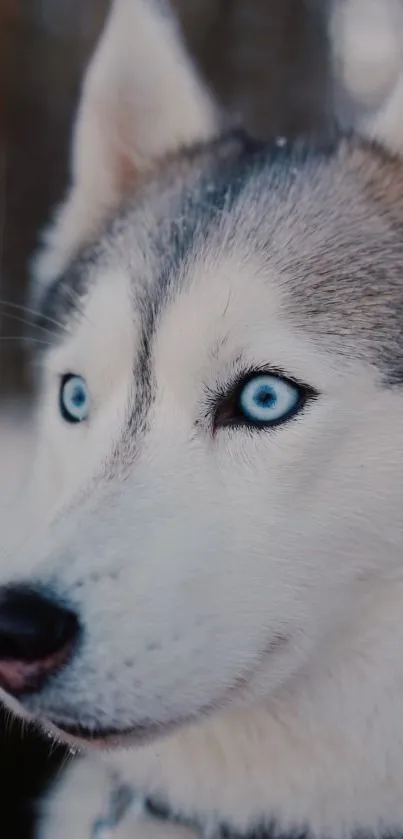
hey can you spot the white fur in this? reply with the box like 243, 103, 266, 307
2, 2, 403, 839
28, 235, 403, 839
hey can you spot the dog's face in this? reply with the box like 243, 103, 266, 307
2, 0, 403, 745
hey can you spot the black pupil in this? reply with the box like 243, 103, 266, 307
256, 387, 275, 406
72, 386, 85, 406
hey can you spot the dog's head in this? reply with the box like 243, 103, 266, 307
1, 0, 403, 747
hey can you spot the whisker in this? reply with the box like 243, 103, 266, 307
0, 310, 59, 338
0, 336, 52, 348
0, 298, 68, 333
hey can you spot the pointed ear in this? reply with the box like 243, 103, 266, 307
330, 0, 403, 155
33, 0, 219, 291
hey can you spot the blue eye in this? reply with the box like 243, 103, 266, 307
214, 371, 309, 431
238, 374, 302, 426
60, 374, 90, 423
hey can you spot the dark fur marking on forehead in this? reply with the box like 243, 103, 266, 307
30, 128, 340, 352
114, 132, 275, 442
119, 134, 274, 433
117, 133, 343, 440
30, 130, 403, 397
126, 306, 155, 442
143, 130, 340, 303
160, 131, 403, 389
29, 247, 103, 350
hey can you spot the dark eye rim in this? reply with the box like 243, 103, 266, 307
59, 373, 89, 424
211, 369, 318, 433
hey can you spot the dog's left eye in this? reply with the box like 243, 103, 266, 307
59, 374, 90, 423
214, 373, 310, 430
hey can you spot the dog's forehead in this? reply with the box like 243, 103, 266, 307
37, 134, 403, 386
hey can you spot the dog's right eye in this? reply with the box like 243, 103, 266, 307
59, 374, 91, 424
213, 371, 315, 432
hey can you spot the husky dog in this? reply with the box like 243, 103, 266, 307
1, 0, 403, 837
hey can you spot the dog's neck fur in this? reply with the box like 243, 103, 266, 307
101, 575, 403, 839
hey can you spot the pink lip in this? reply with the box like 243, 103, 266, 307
0, 644, 73, 696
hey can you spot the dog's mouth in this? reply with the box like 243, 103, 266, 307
44, 715, 189, 749
25, 634, 291, 749
43, 675, 250, 748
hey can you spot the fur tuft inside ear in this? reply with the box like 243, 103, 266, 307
330, 0, 403, 155
32, 0, 219, 295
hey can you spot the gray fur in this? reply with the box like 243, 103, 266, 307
35, 132, 403, 387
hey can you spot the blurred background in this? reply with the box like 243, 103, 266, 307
0, 0, 333, 834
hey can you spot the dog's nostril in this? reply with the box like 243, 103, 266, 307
0, 586, 79, 694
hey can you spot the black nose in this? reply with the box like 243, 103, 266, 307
0, 586, 79, 676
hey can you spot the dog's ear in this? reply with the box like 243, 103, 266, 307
330, 0, 403, 155
32, 0, 218, 292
